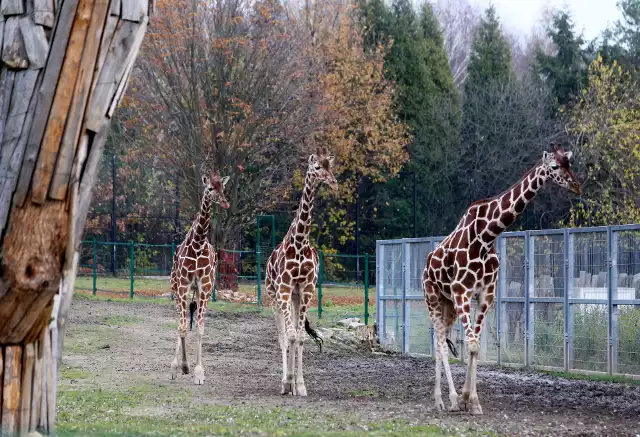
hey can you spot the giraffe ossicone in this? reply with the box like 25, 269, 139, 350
265, 147, 338, 396
422, 142, 581, 415
169, 170, 230, 385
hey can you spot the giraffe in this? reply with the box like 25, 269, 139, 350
422, 142, 581, 414
265, 147, 337, 396
170, 170, 230, 385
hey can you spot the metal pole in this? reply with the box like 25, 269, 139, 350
364, 253, 369, 325
413, 172, 417, 238
92, 239, 97, 296
256, 247, 262, 309
174, 177, 180, 238
129, 241, 135, 299
111, 153, 117, 276
318, 251, 324, 319
170, 243, 176, 301
355, 171, 360, 282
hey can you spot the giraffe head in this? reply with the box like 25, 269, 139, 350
542, 142, 581, 195
202, 171, 230, 209
308, 147, 338, 191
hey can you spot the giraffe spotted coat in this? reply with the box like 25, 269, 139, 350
169, 171, 229, 385
422, 143, 581, 415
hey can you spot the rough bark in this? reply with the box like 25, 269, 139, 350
0, 0, 154, 434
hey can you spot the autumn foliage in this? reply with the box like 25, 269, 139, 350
98, 0, 409, 248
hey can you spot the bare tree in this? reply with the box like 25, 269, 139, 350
432, 0, 481, 87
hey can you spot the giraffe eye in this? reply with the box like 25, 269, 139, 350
549, 162, 559, 170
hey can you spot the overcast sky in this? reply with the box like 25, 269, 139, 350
470, 0, 622, 42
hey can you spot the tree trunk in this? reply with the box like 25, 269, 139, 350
0, 1, 154, 434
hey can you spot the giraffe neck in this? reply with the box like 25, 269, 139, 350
287, 172, 317, 248
478, 161, 549, 245
192, 193, 213, 243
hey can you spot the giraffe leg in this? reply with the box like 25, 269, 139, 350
193, 278, 212, 385
278, 285, 296, 395
451, 284, 481, 414
442, 330, 459, 411
464, 284, 495, 415
294, 284, 314, 397
433, 325, 445, 411
170, 283, 190, 379
425, 281, 454, 411
274, 310, 289, 394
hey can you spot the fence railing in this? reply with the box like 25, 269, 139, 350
376, 224, 640, 377
75, 240, 375, 324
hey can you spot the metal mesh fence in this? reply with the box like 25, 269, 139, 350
376, 225, 640, 377
75, 240, 375, 325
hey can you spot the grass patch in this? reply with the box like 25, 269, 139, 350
60, 364, 93, 381
103, 315, 144, 326
64, 325, 120, 354
57, 384, 477, 437
540, 370, 640, 385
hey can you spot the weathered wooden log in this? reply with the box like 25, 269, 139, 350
0, 0, 154, 434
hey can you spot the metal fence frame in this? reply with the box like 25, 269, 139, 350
76, 240, 375, 323
376, 224, 640, 377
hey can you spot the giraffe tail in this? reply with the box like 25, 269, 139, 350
304, 318, 323, 352
189, 301, 197, 331
446, 338, 458, 358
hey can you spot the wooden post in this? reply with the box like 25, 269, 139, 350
0, 0, 154, 434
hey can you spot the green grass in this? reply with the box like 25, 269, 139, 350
56, 383, 484, 437
64, 325, 120, 354
540, 370, 640, 385
60, 364, 94, 381
103, 315, 144, 326
75, 276, 170, 293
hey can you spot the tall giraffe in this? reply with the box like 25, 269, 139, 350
265, 147, 337, 396
422, 143, 581, 414
170, 171, 230, 385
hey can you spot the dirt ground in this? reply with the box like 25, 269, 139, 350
63, 299, 640, 436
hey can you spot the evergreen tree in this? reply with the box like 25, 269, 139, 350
355, 0, 461, 244
534, 10, 586, 109
465, 5, 514, 90
616, 0, 640, 69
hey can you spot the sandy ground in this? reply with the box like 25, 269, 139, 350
63, 299, 640, 436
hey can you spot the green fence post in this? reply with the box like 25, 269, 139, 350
92, 239, 97, 296
318, 251, 323, 319
364, 253, 369, 325
170, 243, 176, 301
212, 248, 218, 302
256, 247, 262, 309
129, 241, 134, 299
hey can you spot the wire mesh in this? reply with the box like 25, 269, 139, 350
501, 236, 526, 365
616, 230, 640, 300
378, 226, 640, 376
572, 304, 608, 372
405, 300, 431, 355
617, 305, 640, 374
532, 302, 564, 367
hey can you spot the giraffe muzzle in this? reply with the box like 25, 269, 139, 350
570, 181, 581, 195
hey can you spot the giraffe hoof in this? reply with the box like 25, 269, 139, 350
295, 384, 307, 397
281, 381, 294, 395
193, 366, 205, 385
181, 364, 190, 375
469, 404, 483, 415
449, 394, 460, 412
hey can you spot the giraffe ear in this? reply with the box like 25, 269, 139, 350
202, 175, 210, 186
328, 155, 335, 167
309, 154, 317, 165
221, 176, 230, 187
565, 151, 573, 160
